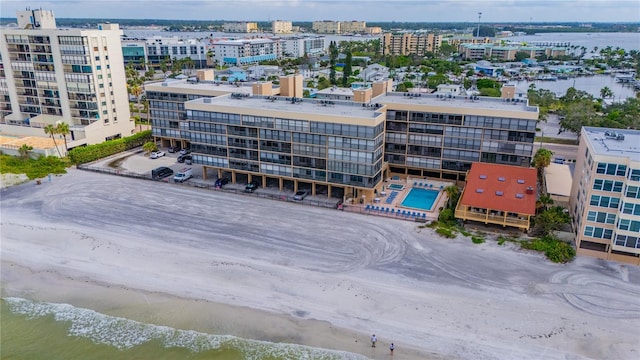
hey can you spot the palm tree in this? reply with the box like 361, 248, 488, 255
142, 141, 157, 156
600, 86, 613, 99
18, 144, 33, 160
536, 194, 554, 212
532, 148, 553, 178
44, 124, 62, 157
443, 185, 460, 209
55, 122, 70, 155
130, 84, 143, 120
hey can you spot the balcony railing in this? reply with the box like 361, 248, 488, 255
455, 208, 530, 229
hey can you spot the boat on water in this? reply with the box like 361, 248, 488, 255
539, 75, 558, 81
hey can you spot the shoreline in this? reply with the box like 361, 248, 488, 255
1, 262, 435, 360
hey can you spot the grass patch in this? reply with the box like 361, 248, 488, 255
520, 235, 576, 263
0, 154, 69, 179
534, 137, 578, 145
460, 229, 472, 237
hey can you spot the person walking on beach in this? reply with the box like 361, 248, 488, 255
390, 342, 395, 355
371, 334, 377, 347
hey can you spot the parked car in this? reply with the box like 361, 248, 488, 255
293, 190, 309, 201
180, 148, 192, 155
150, 151, 165, 159
214, 177, 229, 188
173, 167, 193, 183
168, 146, 180, 153
244, 181, 258, 193
177, 154, 192, 163
151, 166, 173, 180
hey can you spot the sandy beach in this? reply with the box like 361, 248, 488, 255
2, 169, 639, 359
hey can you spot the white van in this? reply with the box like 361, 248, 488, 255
173, 168, 193, 183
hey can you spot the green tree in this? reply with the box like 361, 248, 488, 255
329, 41, 338, 85
342, 51, 352, 87
532, 206, 571, 236
317, 76, 331, 90
599, 86, 613, 99
476, 78, 501, 90
129, 84, 143, 120
443, 185, 460, 209
532, 148, 554, 177
142, 141, 157, 156
427, 73, 448, 89
479, 88, 501, 97
44, 124, 62, 157
536, 194, 554, 212
438, 41, 456, 57
55, 122, 70, 154
559, 99, 597, 135
18, 144, 33, 160
514, 51, 530, 61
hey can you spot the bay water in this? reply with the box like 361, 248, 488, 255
1, 297, 367, 360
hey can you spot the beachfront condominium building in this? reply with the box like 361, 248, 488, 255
382, 33, 443, 56
312, 21, 341, 34
223, 22, 258, 33
340, 21, 367, 34
146, 74, 538, 201
569, 127, 640, 265
122, 36, 208, 69
0, 8, 133, 149
213, 39, 277, 66
272, 20, 292, 34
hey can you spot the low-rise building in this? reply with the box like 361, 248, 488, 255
312, 21, 340, 34
455, 162, 537, 230
223, 22, 258, 33
122, 36, 208, 68
544, 162, 572, 207
340, 21, 366, 34
213, 39, 277, 66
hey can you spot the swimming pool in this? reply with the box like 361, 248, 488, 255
400, 188, 439, 211
387, 183, 405, 191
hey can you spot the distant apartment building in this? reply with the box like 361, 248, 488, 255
272, 20, 292, 34
212, 39, 277, 66
223, 22, 258, 33
382, 33, 443, 56
570, 127, 640, 265
312, 21, 341, 34
274, 36, 325, 58
145, 75, 538, 204
459, 43, 568, 60
122, 36, 208, 68
0, 8, 133, 150
340, 21, 367, 34
365, 27, 383, 35
446, 37, 493, 46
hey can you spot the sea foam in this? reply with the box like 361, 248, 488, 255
4, 297, 369, 360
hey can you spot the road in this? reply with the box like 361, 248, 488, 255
532, 142, 579, 162
2, 170, 639, 360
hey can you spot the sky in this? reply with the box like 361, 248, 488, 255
2, 0, 640, 23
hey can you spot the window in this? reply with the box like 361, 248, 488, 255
618, 219, 640, 232
589, 195, 620, 209
596, 163, 627, 176
593, 179, 624, 192
622, 202, 640, 216
586, 211, 616, 224
583, 226, 613, 239
630, 169, 640, 182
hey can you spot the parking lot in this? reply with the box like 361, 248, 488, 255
89, 148, 341, 208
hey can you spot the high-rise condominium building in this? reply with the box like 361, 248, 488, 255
382, 33, 443, 56
272, 20, 292, 34
312, 21, 341, 34
0, 9, 133, 149
340, 21, 366, 34
570, 127, 640, 265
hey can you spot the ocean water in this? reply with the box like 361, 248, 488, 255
1, 297, 368, 360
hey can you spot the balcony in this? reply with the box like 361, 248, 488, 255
455, 206, 530, 230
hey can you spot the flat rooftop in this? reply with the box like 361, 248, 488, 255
187, 95, 382, 120
583, 127, 640, 162
145, 79, 254, 95
378, 92, 538, 113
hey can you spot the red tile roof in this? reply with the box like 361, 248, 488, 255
459, 163, 537, 215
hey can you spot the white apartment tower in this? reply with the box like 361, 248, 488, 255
570, 127, 640, 265
0, 8, 133, 148
272, 20, 292, 34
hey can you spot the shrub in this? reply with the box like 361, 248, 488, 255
436, 227, 456, 238
438, 208, 455, 223
497, 236, 507, 245
521, 235, 575, 263
68, 130, 152, 165
0, 154, 68, 179
471, 235, 485, 244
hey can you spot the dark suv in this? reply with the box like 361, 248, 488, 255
151, 166, 173, 180
215, 177, 230, 188
177, 154, 192, 163
244, 181, 258, 193
168, 146, 180, 153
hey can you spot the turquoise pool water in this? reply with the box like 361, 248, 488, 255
387, 183, 404, 190
401, 188, 439, 211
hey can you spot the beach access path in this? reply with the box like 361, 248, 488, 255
1, 169, 639, 360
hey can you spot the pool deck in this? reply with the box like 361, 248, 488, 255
344, 176, 453, 222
